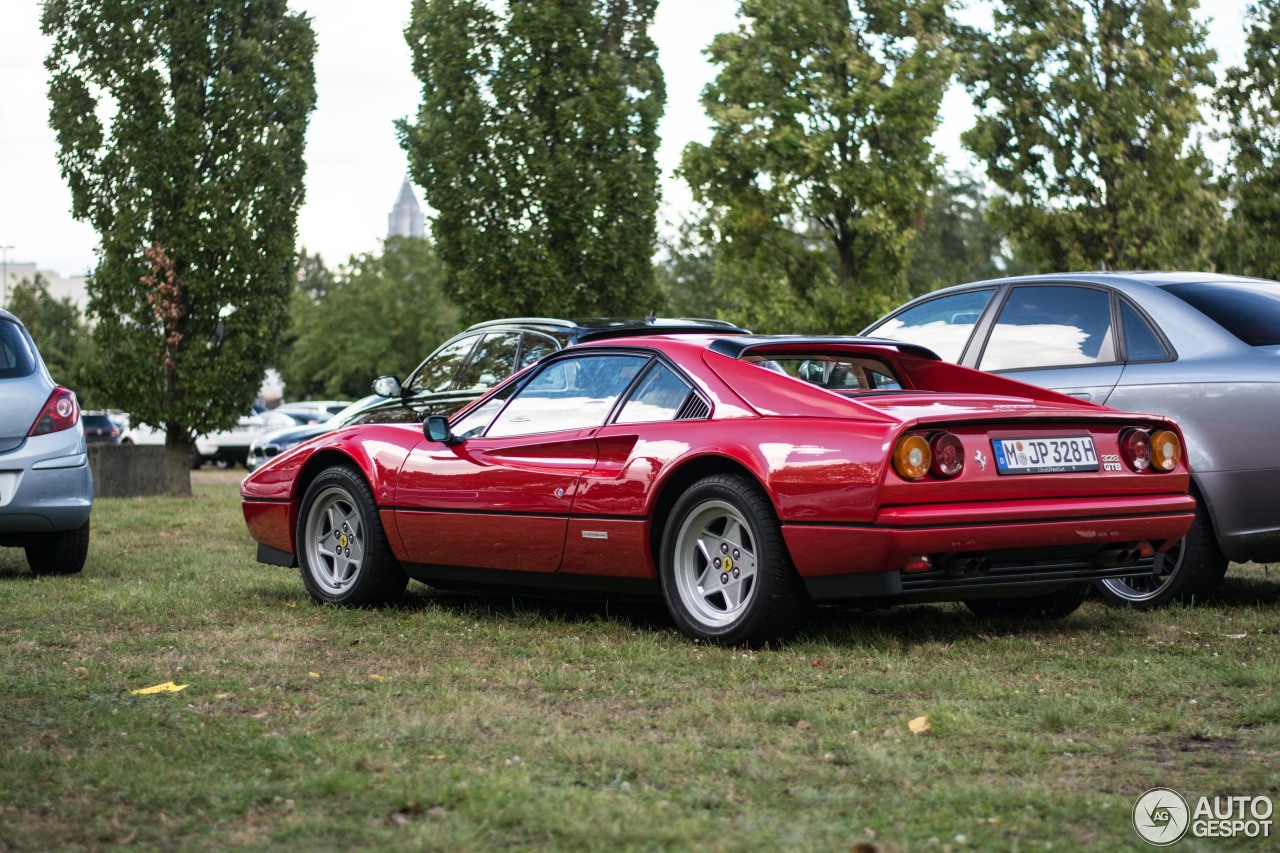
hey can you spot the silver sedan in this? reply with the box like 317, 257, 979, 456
0, 309, 93, 575
863, 272, 1280, 607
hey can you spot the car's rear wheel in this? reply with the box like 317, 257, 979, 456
26, 519, 90, 576
1093, 490, 1227, 609
297, 466, 407, 606
660, 474, 806, 645
964, 582, 1090, 620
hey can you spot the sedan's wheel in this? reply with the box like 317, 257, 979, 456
965, 583, 1090, 620
660, 474, 806, 645
297, 466, 407, 606
26, 519, 90, 576
1093, 489, 1228, 609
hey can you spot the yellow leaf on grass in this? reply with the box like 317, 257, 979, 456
908, 715, 931, 735
370, 674, 386, 681
130, 681, 188, 695
308, 672, 320, 679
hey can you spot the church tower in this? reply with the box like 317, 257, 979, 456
387, 178, 426, 239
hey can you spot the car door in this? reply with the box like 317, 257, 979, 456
392, 352, 651, 572
974, 284, 1124, 403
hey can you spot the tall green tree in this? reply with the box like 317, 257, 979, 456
681, 0, 957, 334
963, 0, 1222, 272
1217, 0, 1280, 278
399, 0, 665, 321
43, 1, 316, 495
6, 274, 94, 402
282, 238, 460, 400
905, 172, 1032, 297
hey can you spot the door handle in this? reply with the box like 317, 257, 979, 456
1067, 392, 1091, 401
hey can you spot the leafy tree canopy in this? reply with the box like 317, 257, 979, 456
963, 0, 1222, 272
43, 0, 316, 494
681, 0, 958, 334
1217, 0, 1280, 278
399, 0, 665, 322
282, 238, 460, 401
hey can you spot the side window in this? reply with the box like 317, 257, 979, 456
868, 288, 995, 362
979, 285, 1116, 370
451, 385, 517, 440
616, 363, 692, 424
1119, 300, 1168, 362
455, 332, 522, 391
487, 354, 647, 438
518, 333, 559, 369
406, 336, 478, 395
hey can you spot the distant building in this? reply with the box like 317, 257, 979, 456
387, 178, 426, 239
1, 262, 89, 315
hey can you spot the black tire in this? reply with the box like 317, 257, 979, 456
965, 583, 1090, 620
659, 474, 807, 645
296, 465, 407, 606
26, 519, 90, 576
1093, 487, 1228, 609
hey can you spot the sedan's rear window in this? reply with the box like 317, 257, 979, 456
0, 320, 38, 379
1161, 280, 1280, 346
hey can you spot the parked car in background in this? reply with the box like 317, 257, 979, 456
195, 409, 321, 469
247, 396, 380, 472
81, 411, 124, 445
365, 316, 750, 423
863, 271, 1280, 607
243, 334, 1195, 645
0, 309, 92, 575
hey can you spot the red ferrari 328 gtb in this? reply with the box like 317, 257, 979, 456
242, 335, 1195, 644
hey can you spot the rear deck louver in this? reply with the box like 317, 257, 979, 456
675, 394, 711, 420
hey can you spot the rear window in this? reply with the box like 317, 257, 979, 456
0, 319, 39, 379
1161, 280, 1280, 346
746, 354, 902, 391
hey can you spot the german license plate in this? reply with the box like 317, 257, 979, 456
991, 436, 1099, 474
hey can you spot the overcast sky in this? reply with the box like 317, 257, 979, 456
0, 1, 1248, 279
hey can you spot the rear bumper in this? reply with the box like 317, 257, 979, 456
0, 432, 93, 535
784, 494, 1195, 602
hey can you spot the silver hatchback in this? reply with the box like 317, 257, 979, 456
864, 272, 1280, 607
0, 310, 92, 575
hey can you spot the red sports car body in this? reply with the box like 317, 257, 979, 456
242, 335, 1194, 644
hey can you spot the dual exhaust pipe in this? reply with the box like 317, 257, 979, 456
916, 542, 1154, 577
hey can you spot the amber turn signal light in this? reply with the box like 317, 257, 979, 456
893, 434, 931, 480
1149, 430, 1182, 472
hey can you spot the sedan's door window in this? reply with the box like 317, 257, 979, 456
867, 288, 995, 362
406, 335, 478, 395
980, 286, 1116, 370
455, 332, 523, 391
487, 354, 647, 438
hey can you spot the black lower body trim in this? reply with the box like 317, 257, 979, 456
256, 543, 297, 568
401, 563, 661, 602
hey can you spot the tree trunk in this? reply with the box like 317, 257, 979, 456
164, 433, 194, 497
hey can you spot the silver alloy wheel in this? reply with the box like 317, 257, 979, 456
1096, 536, 1184, 603
671, 498, 759, 629
302, 485, 367, 596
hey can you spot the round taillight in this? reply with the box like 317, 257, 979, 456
929, 432, 964, 478
1120, 428, 1152, 472
893, 434, 931, 481
1150, 430, 1182, 472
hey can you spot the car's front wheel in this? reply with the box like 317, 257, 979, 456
964, 583, 1090, 620
1093, 490, 1228, 609
296, 465, 407, 606
659, 474, 806, 645
26, 519, 90, 576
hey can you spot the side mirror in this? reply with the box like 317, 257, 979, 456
424, 415, 462, 446
372, 375, 402, 398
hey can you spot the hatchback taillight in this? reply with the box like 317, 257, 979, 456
29, 387, 80, 436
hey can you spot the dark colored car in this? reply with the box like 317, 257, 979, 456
246, 316, 748, 471
81, 412, 123, 445
863, 271, 1280, 607
243, 334, 1193, 645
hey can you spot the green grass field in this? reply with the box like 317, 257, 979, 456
1, 473, 1276, 851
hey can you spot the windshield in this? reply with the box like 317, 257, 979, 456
1160, 280, 1280, 346
328, 395, 383, 426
